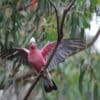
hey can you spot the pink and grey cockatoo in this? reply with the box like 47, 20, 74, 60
0, 37, 86, 92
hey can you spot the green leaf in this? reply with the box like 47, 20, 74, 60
0, 73, 5, 89
82, 15, 90, 28
90, 0, 97, 12
79, 68, 85, 94
97, 0, 100, 5
93, 83, 98, 100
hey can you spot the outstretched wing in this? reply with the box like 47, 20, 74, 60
0, 48, 30, 66
41, 38, 86, 72
41, 41, 56, 60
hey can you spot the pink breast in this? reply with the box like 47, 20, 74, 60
28, 50, 46, 72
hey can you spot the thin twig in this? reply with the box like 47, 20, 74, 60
68, 28, 100, 57
60, 0, 76, 35
64, 0, 76, 13
87, 28, 100, 47
48, 0, 60, 35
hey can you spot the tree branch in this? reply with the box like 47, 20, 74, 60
48, 0, 60, 36
64, 0, 76, 14
60, 0, 76, 35
48, 0, 76, 41
87, 28, 100, 47
68, 28, 100, 57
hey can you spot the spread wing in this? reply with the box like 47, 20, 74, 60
41, 41, 56, 60
41, 38, 86, 72
0, 48, 30, 66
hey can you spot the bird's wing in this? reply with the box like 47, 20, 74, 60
41, 38, 86, 72
0, 48, 30, 66
41, 41, 56, 59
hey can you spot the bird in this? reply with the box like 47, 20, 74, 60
0, 37, 86, 92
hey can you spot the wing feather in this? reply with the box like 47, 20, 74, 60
45, 38, 86, 72
0, 48, 30, 66
41, 41, 56, 59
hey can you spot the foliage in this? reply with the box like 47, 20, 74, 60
0, 0, 100, 100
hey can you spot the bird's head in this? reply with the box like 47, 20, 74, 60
29, 37, 37, 50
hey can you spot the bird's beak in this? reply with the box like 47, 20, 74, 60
29, 42, 35, 46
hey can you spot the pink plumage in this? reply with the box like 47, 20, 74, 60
28, 43, 46, 72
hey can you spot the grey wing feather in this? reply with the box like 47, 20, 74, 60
47, 38, 86, 72
0, 48, 30, 66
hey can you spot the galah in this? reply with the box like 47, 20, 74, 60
0, 37, 86, 92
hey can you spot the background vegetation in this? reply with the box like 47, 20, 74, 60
0, 0, 100, 100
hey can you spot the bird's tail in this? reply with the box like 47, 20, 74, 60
42, 78, 57, 93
